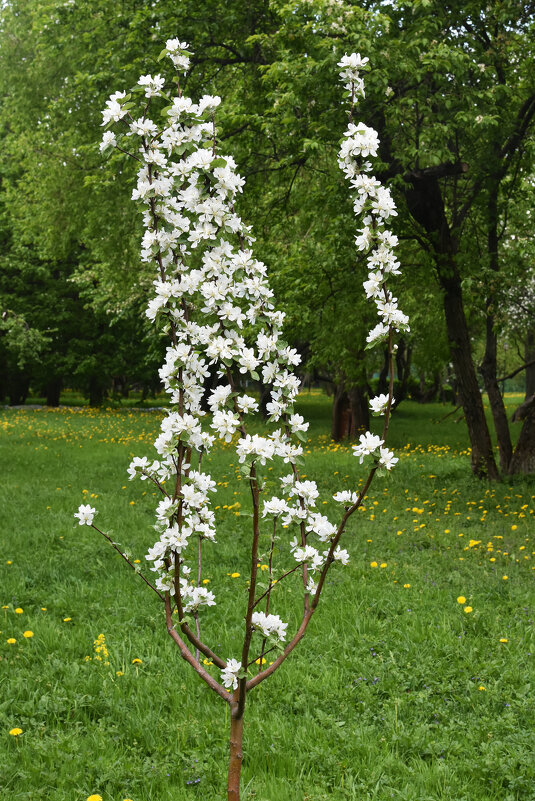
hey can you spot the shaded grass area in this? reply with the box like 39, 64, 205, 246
1, 395, 534, 800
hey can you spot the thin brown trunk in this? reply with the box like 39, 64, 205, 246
228, 708, 244, 801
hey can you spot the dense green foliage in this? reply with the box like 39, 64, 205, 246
1, 396, 534, 798
0, 1, 533, 410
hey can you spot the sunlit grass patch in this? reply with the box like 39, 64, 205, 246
1, 397, 534, 800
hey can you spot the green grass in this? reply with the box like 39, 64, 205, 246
1, 395, 534, 800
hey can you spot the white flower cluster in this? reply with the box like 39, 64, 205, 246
220, 658, 242, 690
337, 53, 408, 471
97, 39, 322, 629
251, 611, 288, 641
86, 44, 405, 682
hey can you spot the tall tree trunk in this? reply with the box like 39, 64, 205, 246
526, 329, 535, 399
46, 376, 62, 407
405, 172, 500, 479
440, 263, 500, 479
509, 402, 535, 474
479, 185, 513, 471
348, 385, 369, 436
89, 375, 105, 407
331, 383, 351, 441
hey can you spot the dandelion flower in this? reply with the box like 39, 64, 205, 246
502, 575, 508, 580
132, 658, 142, 664
403, 583, 411, 588
231, 572, 240, 578
499, 638, 508, 643
63, 617, 72, 622
464, 606, 473, 613
87, 795, 103, 801
370, 561, 378, 568
9, 728, 22, 736
23, 631, 34, 638
478, 685, 486, 691
457, 596, 466, 604
15, 608, 23, 614
7, 638, 16, 644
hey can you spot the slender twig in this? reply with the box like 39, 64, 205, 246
90, 524, 164, 600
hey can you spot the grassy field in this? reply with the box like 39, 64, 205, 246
1, 393, 534, 801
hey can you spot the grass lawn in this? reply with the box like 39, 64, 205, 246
1, 393, 534, 800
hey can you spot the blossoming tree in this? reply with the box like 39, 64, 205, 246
75, 41, 408, 800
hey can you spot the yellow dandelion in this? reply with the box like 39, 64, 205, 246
63, 617, 72, 622
23, 631, 34, 638
502, 575, 508, 580
131, 658, 142, 664
116, 671, 124, 677
370, 561, 378, 568
403, 583, 411, 588
457, 596, 466, 604
7, 638, 16, 644
9, 727, 23, 736
464, 606, 473, 613
380, 562, 387, 568
87, 796, 103, 801
478, 685, 486, 691
499, 638, 508, 643
231, 572, 240, 578
15, 608, 23, 614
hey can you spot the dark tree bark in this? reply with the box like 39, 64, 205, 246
8, 374, 30, 405
525, 329, 535, 400
89, 375, 105, 407
479, 182, 513, 471
348, 385, 369, 436
395, 338, 412, 403
405, 171, 500, 479
509, 400, 535, 474
46, 376, 62, 407
331, 383, 351, 441
258, 381, 270, 419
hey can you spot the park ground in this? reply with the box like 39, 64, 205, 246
1, 393, 534, 801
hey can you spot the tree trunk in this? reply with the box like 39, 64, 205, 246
440, 267, 500, 479
89, 376, 105, 407
479, 182, 513, 472
526, 329, 535, 399
509, 403, 535, 474
395, 339, 412, 403
46, 376, 62, 407
480, 317, 512, 471
404, 172, 500, 479
348, 385, 369, 436
331, 383, 351, 441
228, 710, 244, 800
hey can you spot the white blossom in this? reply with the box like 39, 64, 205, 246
74, 504, 96, 526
